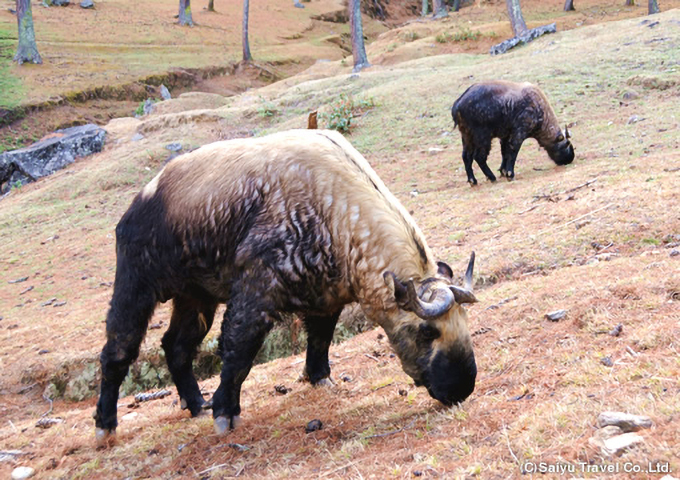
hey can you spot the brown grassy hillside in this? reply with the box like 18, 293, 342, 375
1, 6, 679, 479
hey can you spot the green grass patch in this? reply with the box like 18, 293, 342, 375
0, 25, 23, 109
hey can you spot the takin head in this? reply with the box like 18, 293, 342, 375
383, 253, 478, 406
546, 126, 575, 166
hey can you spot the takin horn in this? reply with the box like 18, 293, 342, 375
406, 280, 455, 320
449, 252, 477, 304
564, 125, 571, 140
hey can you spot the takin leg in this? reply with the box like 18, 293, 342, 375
211, 285, 275, 435
500, 136, 524, 180
94, 274, 157, 446
460, 132, 478, 186
300, 310, 341, 386
473, 137, 496, 183
161, 294, 217, 417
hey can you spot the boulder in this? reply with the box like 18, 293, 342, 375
80, 0, 94, 8
0, 124, 106, 193
159, 84, 172, 100
52, 0, 70, 5
597, 411, 653, 432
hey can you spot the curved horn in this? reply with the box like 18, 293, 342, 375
564, 125, 571, 140
406, 280, 455, 320
450, 252, 477, 304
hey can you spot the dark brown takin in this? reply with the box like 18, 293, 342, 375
94, 129, 478, 446
451, 80, 575, 185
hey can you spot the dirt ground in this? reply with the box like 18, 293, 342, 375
1, 1, 679, 479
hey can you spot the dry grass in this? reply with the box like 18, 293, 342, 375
1, 4, 680, 479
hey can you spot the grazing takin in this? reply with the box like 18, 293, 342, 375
451, 80, 575, 185
94, 129, 478, 446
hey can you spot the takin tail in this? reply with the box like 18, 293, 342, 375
451, 84, 475, 128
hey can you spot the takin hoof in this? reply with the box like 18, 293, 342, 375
214, 415, 242, 435
181, 397, 212, 416
313, 377, 335, 387
95, 427, 116, 448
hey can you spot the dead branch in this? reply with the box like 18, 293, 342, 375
366, 419, 416, 439
518, 204, 541, 215
41, 394, 54, 418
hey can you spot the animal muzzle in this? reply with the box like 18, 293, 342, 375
424, 350, 477, 406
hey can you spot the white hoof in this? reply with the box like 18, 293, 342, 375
180, 398, 188, 410
214, 416, 229, 435
231, 415, 242, 429
315, 377, 335, 387
95, 427, 115, 447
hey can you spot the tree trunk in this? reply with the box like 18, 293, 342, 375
349, 0, 369, 72
506, 0, 528, 37
433, 0, 448, 18
625, 0, 634, 6
242, 0, 252, 61
564, 0, 574, 11
421, 0, 429, 16
648, 0, 659, 13
14, 0, 42, 65
451, 0, 461, 12
178, 0, 193, 26
207, 0, 214, 12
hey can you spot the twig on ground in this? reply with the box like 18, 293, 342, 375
364, 353, 380, 362
533, 178, 598, 203
320, 458, 367, 477
518, 204, 541, 215
536, 203, 615, 235
502, 421, 521, 466
41, 394, 54, 418
564, 179, 598, 194
366, 419, 416, 439
196, 463, 230, 476
134, 389, 171, 404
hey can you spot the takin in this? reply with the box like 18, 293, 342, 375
451, 80, 575, 185
94, 129, 478, 446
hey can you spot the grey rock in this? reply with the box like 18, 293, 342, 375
0, 124, 106, 193
597, 411, 652, 432
627, 114, 641, 125
142, 98, 155, 116
670, 249, 679, 257
131, 133, 144, 142
11, 467, 35, 480
159, 84, 171, 100
51, 0, 69, 5
80, 0, 94, 8
165, 142, 182, 152
588, 425, 623, 449
600, 356, 613, 367
602, 432, 644, 456
545, 309, 567, 322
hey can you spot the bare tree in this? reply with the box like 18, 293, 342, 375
506, 0, 528, 36
179, 0, 194, 26
625, 0, 634, 5
14, 0, 42, 65
421, 0, 429, 16
349, 0, 369, 72
648, 0, 659, 13
433, 0, 448, 18
242, 0, 252, 61
451, 0, 462, 12
564, 0, 575, 11
207, 0, 215, 12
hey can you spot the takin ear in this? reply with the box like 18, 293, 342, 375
383, 271, 410, 308
437, 261, 454, 280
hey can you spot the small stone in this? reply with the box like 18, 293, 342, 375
602, 432, 644, 456
545, 309, 567, 322
608, 323, 623, 336
600, 356, 613, 367
11, 467, 35, 480
622, 90, 639, 101
670, 249, 679, 257
597, 411, 653, 432
341, 375, 352, 382
80, 0, 94, 8
159, 85, 171, 100
165, 142, 182, 152
274, 384, 290, 395
428, 147, 444, 155
131, 133, 144, 142
627, 115, 641, 125
588, 425, 623, 449
413, 471, 423, 477
39, 349, 50, 355
121, 412, 139, 422
305, 419, 322, 433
